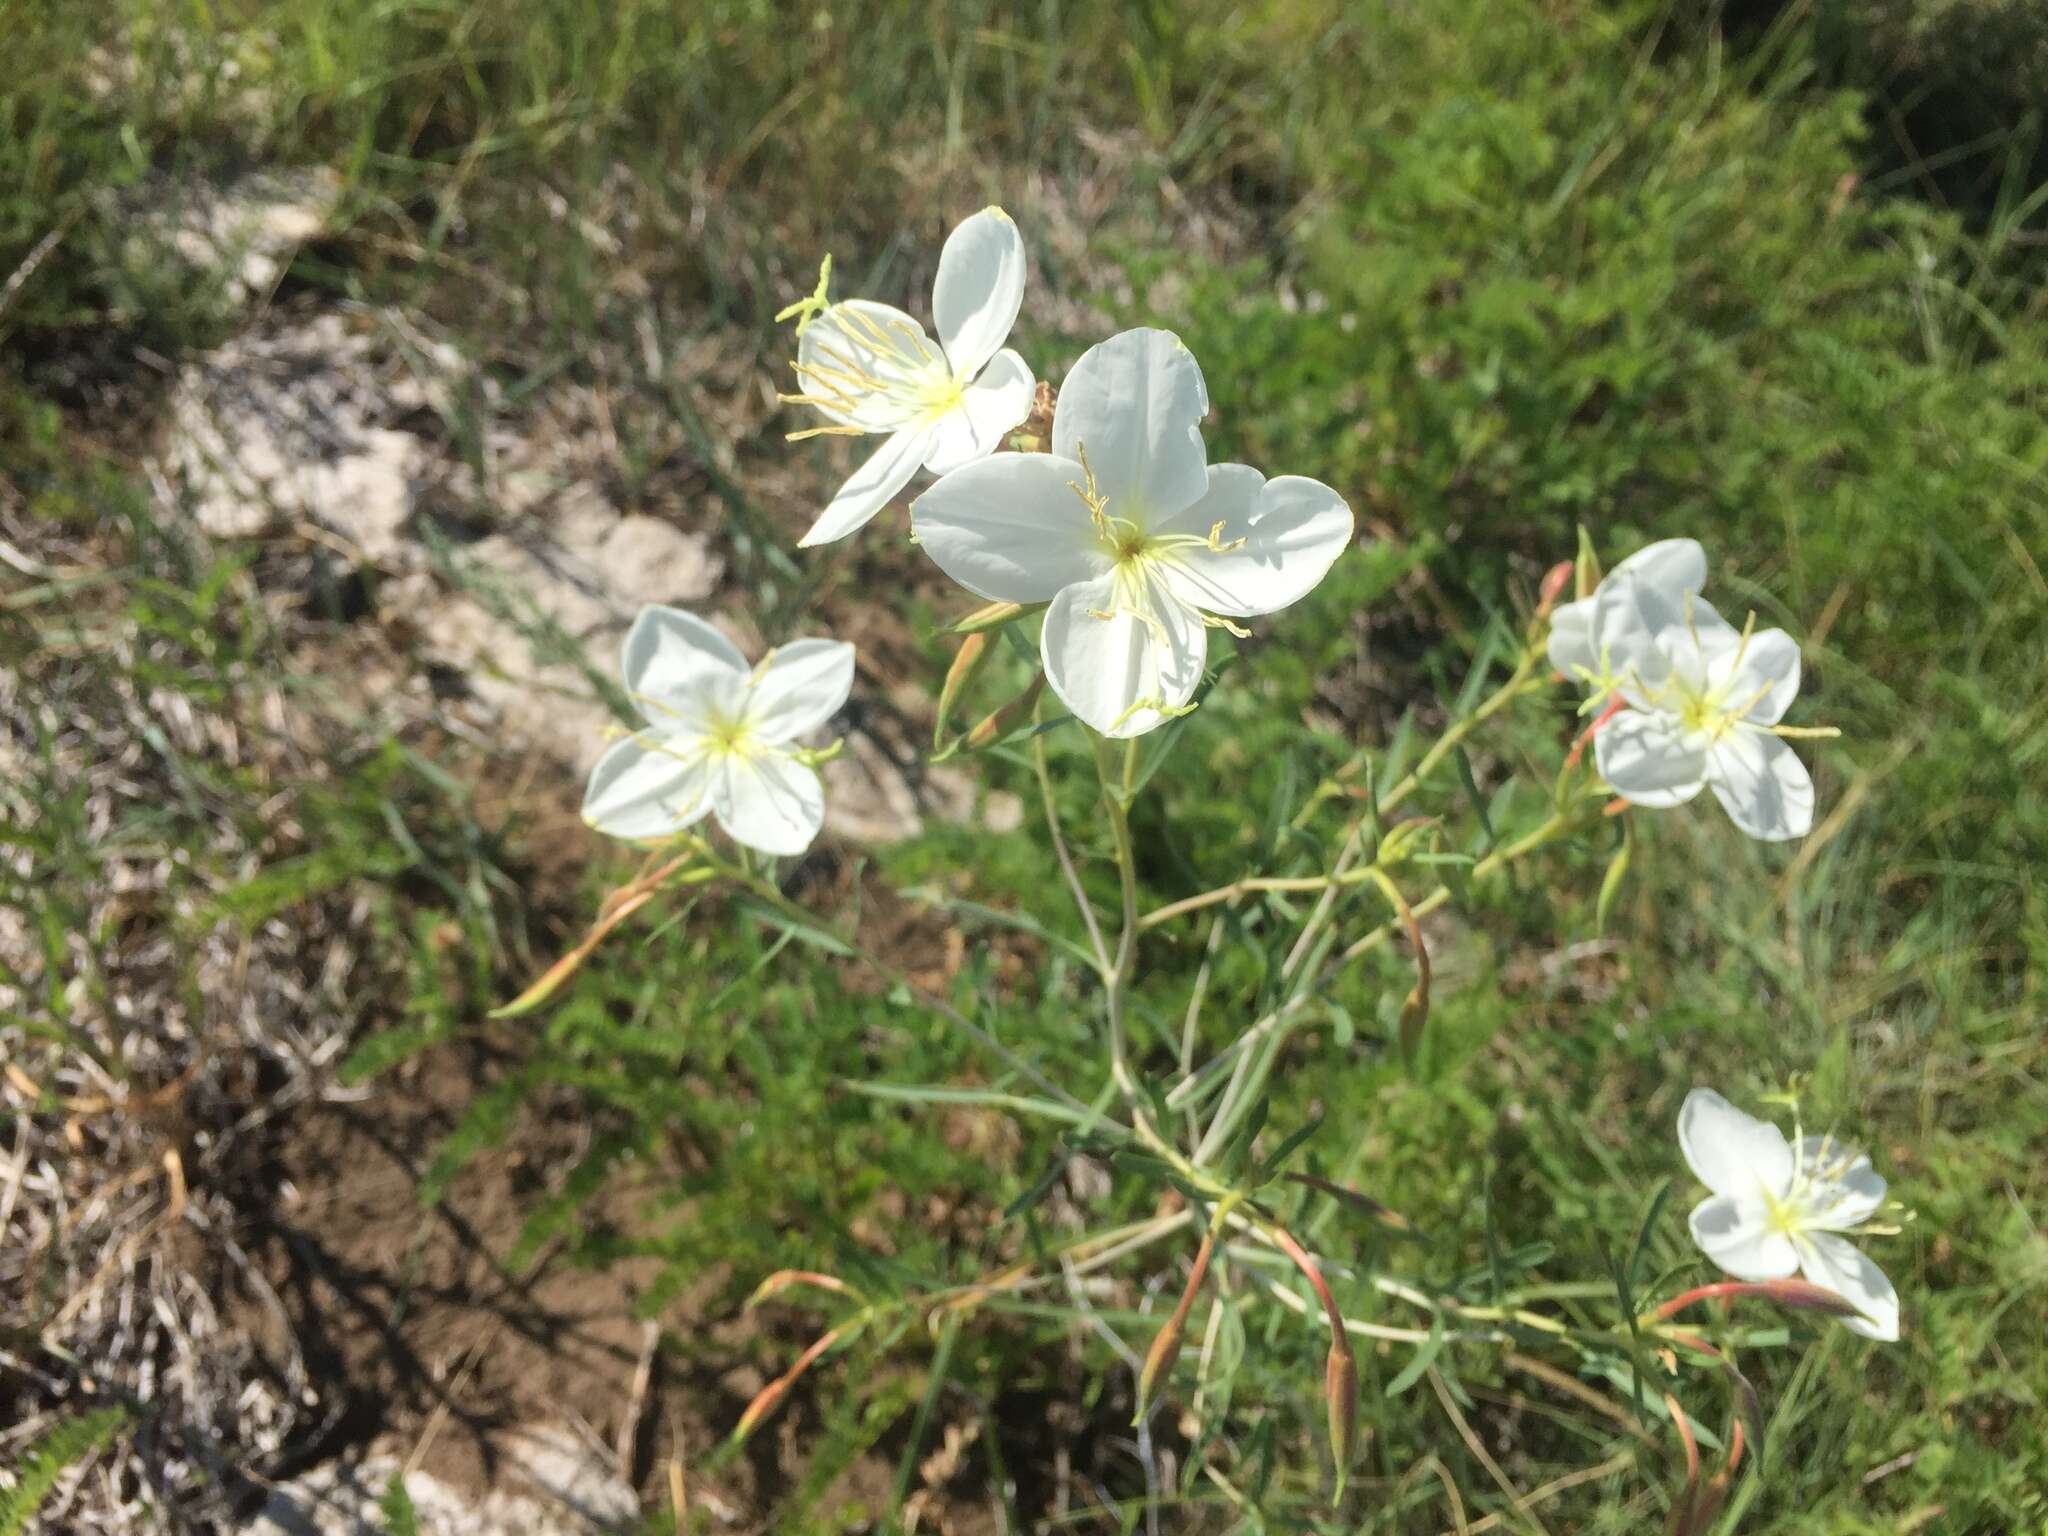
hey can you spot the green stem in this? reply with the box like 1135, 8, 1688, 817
1096, 734, 1170, 1154
1175, 804, 1588, 1134
692, 838, 1089, 1113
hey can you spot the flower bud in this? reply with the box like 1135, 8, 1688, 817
1397, 980, 1429, 1073
1574, 525, 1602, 601
1325, 1335, 1359, 1498
945, 599, 1029, 635
1134, 1231, 1216, 1424
731, 1325, 847, 1444
745, 1270, 853, 1310
1536, 559, 1574, 617
965, 672, 1047, 750
1648, 1276, 1871, 1326
936, 632, 990, 746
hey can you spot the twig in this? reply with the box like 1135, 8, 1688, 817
1034, 728, 1110, 969
617, 1319, 660, 1484
404, 1324, 500, 1480
0, 204, 86, 324
1429, 1367, 1553, 1536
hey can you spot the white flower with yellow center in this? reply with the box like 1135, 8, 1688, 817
1552, 537, 1824, 841
909, 327, 1354, 738
1679, 1088, 1900, 1342
583, 606, 853, 857
782, 207, 1036, 548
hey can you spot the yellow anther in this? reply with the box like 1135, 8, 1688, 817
774, 254, 834, 334
1108, 694, 1198, 731
1205, 520, 1247, 554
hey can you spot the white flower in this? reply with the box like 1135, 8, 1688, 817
1551, 537, 1818, 841
1678, 1088, 1900, 1342
583, 606, 853, 857
909, 327, 1355, 738
784, 207, 1036, 548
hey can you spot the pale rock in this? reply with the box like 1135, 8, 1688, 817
250, 1424, 638, 1535
119, 166, 343, 310
822, 733, 978, 846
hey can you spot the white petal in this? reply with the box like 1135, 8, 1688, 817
1710, 626, 1802, 726
1796, 1232, 1900, 1341
922, 348, 1035, 475
1159, 469, 1355, 618
794, 300, 948, 431
1679, 1088, 1795, 1202
1688, 1195, 1800, 1281
1594, 580, 1738, 706
712, 749, 826, 857
582, 734, 712, 841
746, 638, 855, 744
1041, 567, 1206, 738
1546, 597, 1597, 681
1705, 725, 1814, 841
911, 453, 1112, 602
1594, 710, 1708, 809
799, 423, 936, 547
1609, 538, 1708, 600
621, 606, 748, 726
1051, 327, 1210, 523
1794, 1136, 1889, 1231
931, 207, 1026, 380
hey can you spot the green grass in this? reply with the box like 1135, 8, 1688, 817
4, 0, 2045, 1530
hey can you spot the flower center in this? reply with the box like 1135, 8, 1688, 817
784, 303, 957, 424
706, 715, 757, 758
1673, 677, 1744, 742
1761, 1183, 1810, 1237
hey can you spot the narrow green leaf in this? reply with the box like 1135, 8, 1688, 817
733, 894, 855, 956
1453, 745, 1498, 852
1626, 1176, 1673, 1298
1384, 1314, 1446, 1397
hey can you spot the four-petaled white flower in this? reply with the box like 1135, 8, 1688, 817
583, 606, 853, 857
785, 207, 1036, 548
1679, 1088, 1899, 1341
1548, 537, 1818, 841
909, 327, 1355, 738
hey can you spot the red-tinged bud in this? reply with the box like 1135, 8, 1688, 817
1662, 1393, 1702, 1536
1537, 559, 1574, 616
945, 599, 1028, 636
1325, 1335, 1359, 1499
745, 1270, 853, 1310
1602, 796, 1631, 818
491, 888, 658, 1019
1266, 1222, 1359, 1495
731, 1325, 845, 1444
1366, 869, 1430, 1071
1397, 981, 1429, 1074
936, 632, 990, 746
1687, 1419, 1745, 1534
965, 672, 1047, 749
1649, 1277, 1869, 1326
1135, 1231, 1216, 1423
